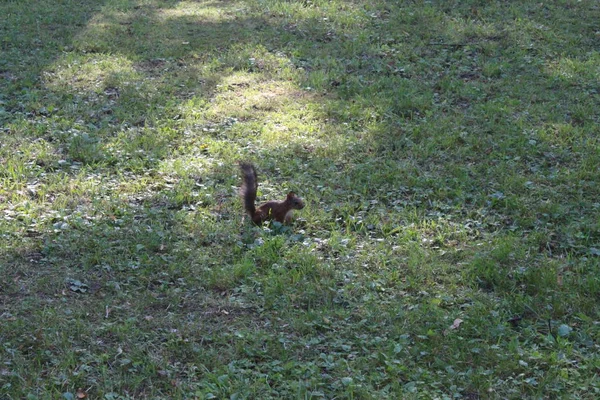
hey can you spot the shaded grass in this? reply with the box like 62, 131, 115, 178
1, 0, 600, 398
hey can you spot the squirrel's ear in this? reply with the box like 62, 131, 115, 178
287, 191, 295, 198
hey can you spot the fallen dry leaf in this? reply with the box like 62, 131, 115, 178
450, 318, 463, 330
443, 318, 464, 336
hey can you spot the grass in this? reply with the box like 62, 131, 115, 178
1, 0, 600, 398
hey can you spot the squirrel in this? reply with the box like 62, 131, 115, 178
239, 162, 305, 224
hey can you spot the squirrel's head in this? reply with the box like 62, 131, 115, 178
287, 192, 305, 209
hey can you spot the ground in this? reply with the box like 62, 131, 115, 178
1, 0, 600, 398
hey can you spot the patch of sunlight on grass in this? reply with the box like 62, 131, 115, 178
44, 54, 141, 94
544, 53, 600, 83
207, 75, 313, 121
537, 123, 583, 147
159, 3, 236, 22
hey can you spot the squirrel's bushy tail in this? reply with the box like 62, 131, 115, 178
239, 162, 258, 216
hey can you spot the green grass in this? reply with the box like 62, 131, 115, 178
1, 0, 600, 398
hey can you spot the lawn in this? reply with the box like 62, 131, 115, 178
1, 0, 600, 398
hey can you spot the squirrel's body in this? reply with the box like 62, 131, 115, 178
239, 163, 305, 224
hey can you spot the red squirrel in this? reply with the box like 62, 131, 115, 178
239, 162, 305, 224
